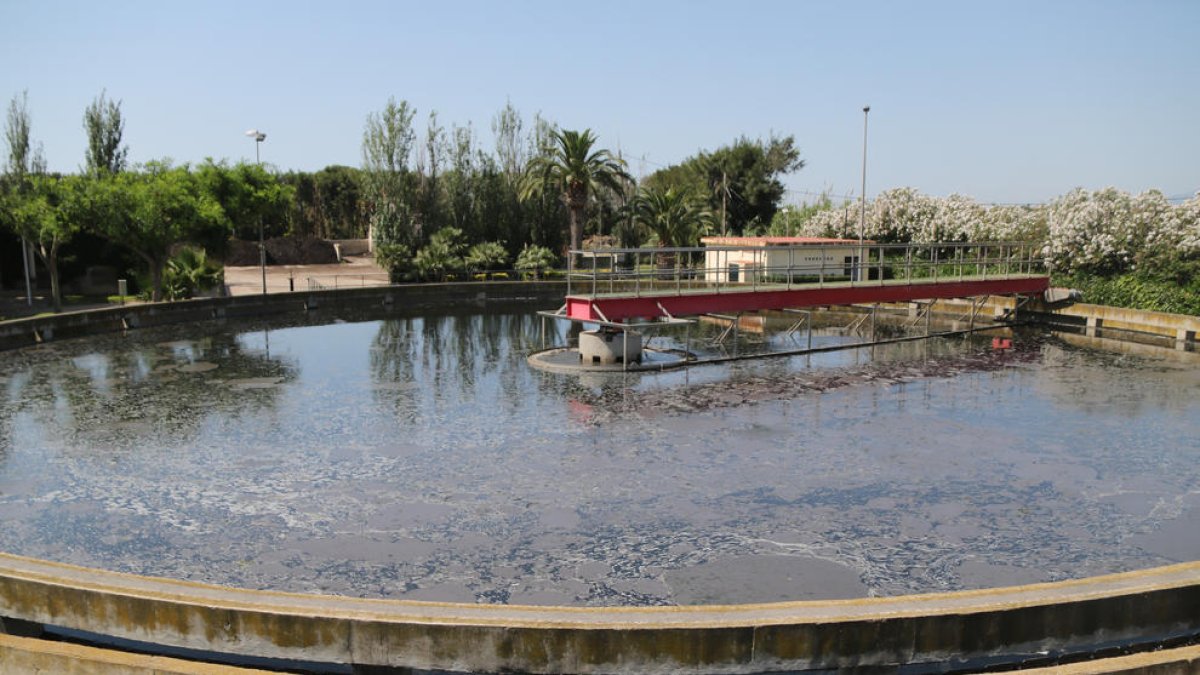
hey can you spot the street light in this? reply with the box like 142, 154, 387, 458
245, 128, 267, 294
780, 207, 791, 237
859, 106, 870, 281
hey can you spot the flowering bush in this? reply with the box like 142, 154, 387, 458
800, 188, 1045, 245
799, 187, 1198, 279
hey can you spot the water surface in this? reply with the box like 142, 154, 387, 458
1, 306, 1197, 606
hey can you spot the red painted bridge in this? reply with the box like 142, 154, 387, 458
560, 241, 1051, 324
565, 275, 1050, 323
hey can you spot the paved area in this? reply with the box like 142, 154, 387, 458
223, 255, 388, 296
1, 256, 389, 319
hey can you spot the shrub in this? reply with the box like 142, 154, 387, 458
375, 243, 414, 282
515, 245, 558, 279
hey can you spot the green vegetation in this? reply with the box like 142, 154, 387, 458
521, 128, 633, 251
413, 227, 467, 281
644, 134, 803, 236
5, 89, 1195, 317
514, 245, 557, 279
159, 247, 224, 301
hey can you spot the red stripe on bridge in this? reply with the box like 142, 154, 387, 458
566, 277, 1050, 323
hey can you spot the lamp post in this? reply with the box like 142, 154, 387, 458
245, 129, 267, 294
780, 207, 791, 237
858, 106, 870, 281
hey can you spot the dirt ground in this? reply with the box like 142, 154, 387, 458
222, 255, 388, 295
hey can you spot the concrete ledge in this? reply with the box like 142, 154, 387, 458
0, 282, 568, 352
0, 633, 273, 674
1021, 644, 1200, 674
1, 553, 1198, 673
1030, 302, 1200, 345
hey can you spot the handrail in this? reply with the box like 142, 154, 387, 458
566, 241, 1048, 300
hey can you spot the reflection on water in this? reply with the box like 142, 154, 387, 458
0, 305, 1197, 606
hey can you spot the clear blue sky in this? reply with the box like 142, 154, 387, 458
3, 0, 1197, 205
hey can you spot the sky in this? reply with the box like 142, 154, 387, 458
2, 0, 1198, 206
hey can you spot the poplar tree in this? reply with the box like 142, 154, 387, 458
83, 89, 128, 175
3, 91, 60, 308
362, 97, 417, 247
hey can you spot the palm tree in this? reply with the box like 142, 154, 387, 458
521, 128, 631, 254
630, 186, 712, 272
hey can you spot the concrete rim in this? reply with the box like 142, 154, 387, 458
3, 552, 1199, 628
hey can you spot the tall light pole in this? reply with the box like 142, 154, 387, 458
245, 129, 267, 294
780, 207, 791, 237
859, 106, 870, 280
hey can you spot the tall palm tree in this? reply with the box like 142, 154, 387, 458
632, 186, 712, 247
521, 128, 631, 253
630, 186, 712, 271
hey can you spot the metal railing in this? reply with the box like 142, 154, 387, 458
566, 241, 1048, 299
306, 272, 391, 291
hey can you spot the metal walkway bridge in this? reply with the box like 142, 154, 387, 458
556, 241, 1050, 325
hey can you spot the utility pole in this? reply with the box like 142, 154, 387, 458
859, 105, 870, 281
245, 129, 267, 294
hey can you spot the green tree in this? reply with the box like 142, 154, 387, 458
83, 90, 128, 175
645, 134, 804, 235
362, 98, 418, 247
5, 91, 39, 178
4, 90, 48, 302
416, 111, 446, 237
85, 163, 226, 301
521, 128, 631, 253
302, 165, 367, 239
196, 159, 293, 247
630, 186, 712, 269
2, 174, 78, 310
492, 100, 525, 177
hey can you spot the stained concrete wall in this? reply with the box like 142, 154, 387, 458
1028, 301, 1200, 346
0, 281, 568, 352
1021, 645, 1200, 674
0, 633, 273, 674
1, 553, 1198, 673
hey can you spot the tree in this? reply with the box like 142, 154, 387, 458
83, 90, 128, 175
492, 100, 525, 178
2, 174, 78, 310
196, 159, 293, 247
645, 134, 804, 235
631, 186, 712, 248
4, 90, 48, 303
5, 91, 36, 178
362, 98, 418, 247
630, 186, 712, 270
85, 163, 226, 301
521, 128, 631, 253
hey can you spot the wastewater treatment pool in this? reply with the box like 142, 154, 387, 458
0, 303, 1197, 607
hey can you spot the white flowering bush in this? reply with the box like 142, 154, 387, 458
799, 186, 1196, 279
797, 186, 1199, 312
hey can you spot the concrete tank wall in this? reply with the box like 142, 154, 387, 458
1, 553, 1199, 673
